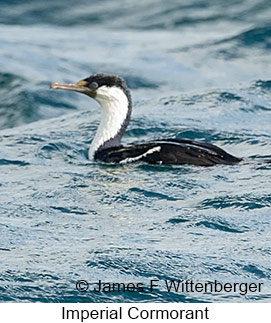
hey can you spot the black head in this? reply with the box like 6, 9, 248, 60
82, 73, 128, 92
50, 73, 130, 101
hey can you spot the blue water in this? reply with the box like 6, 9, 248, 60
0, 0, 271, 302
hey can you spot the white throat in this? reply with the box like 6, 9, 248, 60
88, 86, 129, 159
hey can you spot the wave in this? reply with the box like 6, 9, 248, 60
1, 0, 270, 31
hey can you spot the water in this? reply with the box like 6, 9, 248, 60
0, 0, 271, 302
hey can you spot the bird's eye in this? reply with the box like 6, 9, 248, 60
89, 82, 99, 90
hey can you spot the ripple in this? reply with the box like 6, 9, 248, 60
129, 187, 177, 201
166, 218, 191, 224
234, 26, 271, 48
0, 159, 30, 166
194, 220, 244, 233
50, 206, 88, 215
242, 264, 267, 279
253, 80, 271, 91
200, 195, 271, 210
38, 142, 73, 160
217, 92, 245, 103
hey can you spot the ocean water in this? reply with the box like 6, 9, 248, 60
0, 0, 271, 302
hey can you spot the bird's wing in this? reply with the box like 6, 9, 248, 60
95, 139, 241, 165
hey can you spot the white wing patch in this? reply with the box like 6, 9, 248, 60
119, 146, 161, 164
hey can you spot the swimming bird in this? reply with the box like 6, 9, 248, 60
50, 73, 241, 166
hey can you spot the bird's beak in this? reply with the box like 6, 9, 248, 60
50, 80, 88, 92
50, 80, 95, 97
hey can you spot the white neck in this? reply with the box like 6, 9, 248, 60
88, 86, 129, 159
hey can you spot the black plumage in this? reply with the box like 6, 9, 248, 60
95, 139, 241, 166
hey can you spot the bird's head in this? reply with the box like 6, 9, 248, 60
50, 73, 132, 157
50, 73, 131, 107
